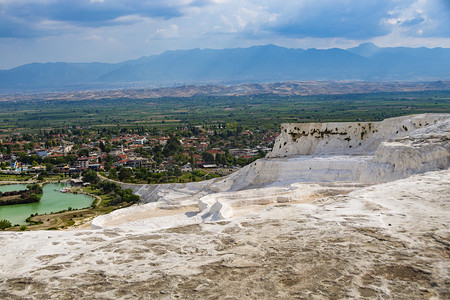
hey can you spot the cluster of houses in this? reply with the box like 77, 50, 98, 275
0, 128, 278, 175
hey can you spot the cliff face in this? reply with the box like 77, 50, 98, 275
92, 114, 449, 229
190, 113, 449, 194
110, 114, 449, 204
258, 114, 449, 183
269, 114, 449, 157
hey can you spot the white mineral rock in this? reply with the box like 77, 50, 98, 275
90, 114, 449, 229
268, 113, 449, 157
1, 114, 449, 299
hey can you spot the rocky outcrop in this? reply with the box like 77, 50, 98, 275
211, 114, 449, 191
268, 114, 448, 157
194, 114, 450, 221
94, 114, 449, 226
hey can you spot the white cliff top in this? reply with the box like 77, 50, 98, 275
269, 113, 449, 157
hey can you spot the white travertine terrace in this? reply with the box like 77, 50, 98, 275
269, 113, 448, 157
1, 114, 449, 299
91, 113, 449, 228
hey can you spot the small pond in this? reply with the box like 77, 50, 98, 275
0, 183, 94, 225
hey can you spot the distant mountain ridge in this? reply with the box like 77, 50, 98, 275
1, 43, 450, 91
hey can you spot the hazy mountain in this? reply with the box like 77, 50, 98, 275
1, 44, 449, 91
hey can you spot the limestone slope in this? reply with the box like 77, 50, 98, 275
228, 113, 449, 188
269, 113, 449, 157
1, 169, 449, 299
92, 113, 449, 228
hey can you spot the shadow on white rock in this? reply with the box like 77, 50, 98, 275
92, 114, 449, 229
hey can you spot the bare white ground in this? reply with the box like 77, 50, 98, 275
0, 169, 449, 299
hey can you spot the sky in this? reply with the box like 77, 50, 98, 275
0, 0, 449, 69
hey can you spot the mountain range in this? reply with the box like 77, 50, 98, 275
1, 43, 450, 91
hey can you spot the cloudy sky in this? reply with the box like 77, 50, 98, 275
0, 0, 449, 69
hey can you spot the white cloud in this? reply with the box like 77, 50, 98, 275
152, 24, 179, 39
82, 34, 103, 41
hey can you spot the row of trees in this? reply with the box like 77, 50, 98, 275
0, 184, 43, 206
81, 170, 140, 206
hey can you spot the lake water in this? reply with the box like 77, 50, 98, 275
0, 184, 29, 193
0, 183, 94, 225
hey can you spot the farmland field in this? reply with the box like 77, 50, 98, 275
0, 90, 449, 133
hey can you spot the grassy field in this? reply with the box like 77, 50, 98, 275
0, 173, 34, 181
0, 90, 449, 133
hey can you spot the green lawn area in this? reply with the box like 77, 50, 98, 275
0, 173, 34, 181
83, 186, 114, 206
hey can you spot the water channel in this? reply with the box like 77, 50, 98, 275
0, 183, 94, 225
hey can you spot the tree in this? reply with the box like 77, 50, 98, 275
162, 135, 183, 157
99, 141, 106, 152
25, 194, 40, 203
27, 184, 43, 195
118, 168, 133, 181
44, 163, 53, 174
173, 166, 182, 177
108, 168, 118, 180
99, 181, 118, 194
77, 148, 90, 157
0, 219, 12, 231
82, 169, 99, 184
202, 152, 215, 163
257, 149, 266, 158
127, 194, 140, 203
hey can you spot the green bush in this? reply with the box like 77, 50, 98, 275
0, 219, 12, 230
82, 169, 99, 184
27, 183, 43, 195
